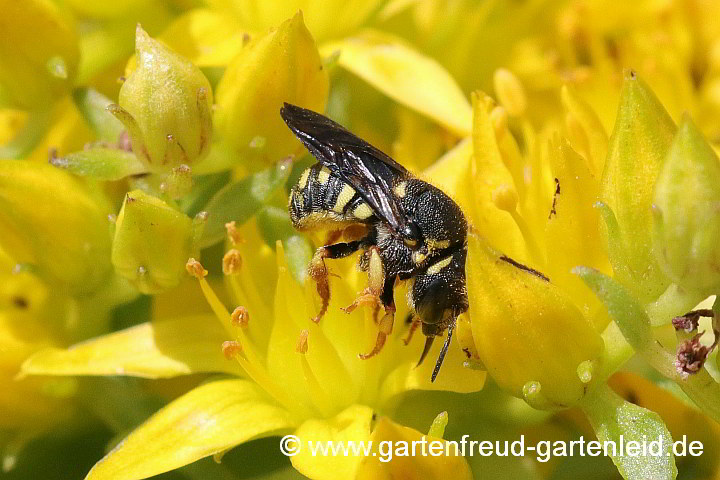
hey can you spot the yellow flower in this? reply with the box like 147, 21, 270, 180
24, 219, 483, 479
0, 160, 113, 295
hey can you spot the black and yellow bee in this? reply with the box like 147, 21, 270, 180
281, 103, 468, 382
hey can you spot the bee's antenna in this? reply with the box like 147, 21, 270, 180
416, 335, 434, 367
431, 322, 455, 383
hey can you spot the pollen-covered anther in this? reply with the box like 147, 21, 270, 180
222, 340, 243, 360
185, 258, 208, 278
231, 306, 249, 327
296, 330, 309, 354
225, 221, 244, 246
222, 249, 243, 275
675, 334, 711, 378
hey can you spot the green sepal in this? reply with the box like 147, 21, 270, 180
72, 88, 125, 142
50, 148, 148, 180
200, 158, 292, 248
580, 383, 677, 480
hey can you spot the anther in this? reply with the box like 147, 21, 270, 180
186, 258, 208, 278
231, 306, 249, 327
223, 249, 243, 275
225, 221, 244, 246
296, 330, 309, 354
222, 340, 243, 360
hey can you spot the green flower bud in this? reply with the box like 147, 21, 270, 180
110, 26, 212, 169
0, 161, 112, 295
0, 0, 79, 110
652, 115, 720, 296
214, 12, 328, 168
600, 71, 675, 303
111, 190, 197, 294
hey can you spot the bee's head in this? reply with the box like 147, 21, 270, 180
409, 247, 468, 381
399, 181, 467, 263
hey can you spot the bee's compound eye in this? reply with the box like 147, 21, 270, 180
401, 223, 422, 249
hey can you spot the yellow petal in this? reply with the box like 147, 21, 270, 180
159, 9, 247, 67
86, 378, 296, 480
356, 416, 472, 480
378, 330, 486, 405
560, 85, 608, 175
467, 234, 604, 410
0, 0, 79, 110
544, 137, 610, 317
321, 30, 472, 136
214, 11, 328, 168
421, 137, 472, 199
209, 0, 382, 42
0, 160, 112, 295
21, 315, 241, 379
466, 91, 527, 261
291, 404, 374, 479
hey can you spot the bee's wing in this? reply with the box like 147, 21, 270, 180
281, 103, 409, 231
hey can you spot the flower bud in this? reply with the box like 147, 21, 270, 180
0, 0, 79, 110
111, 26, 212, 169
466, 235, 604, 409
652, 115, 720, 295
600, 71, 675, 303
0, 161, 112, 294
111, 190, 196, 294
214, 12, 328, 168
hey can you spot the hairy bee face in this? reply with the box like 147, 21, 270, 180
396, 179, 467, 266
280, 102, 469, 382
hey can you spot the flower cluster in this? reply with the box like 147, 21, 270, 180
2, 1, 720, 479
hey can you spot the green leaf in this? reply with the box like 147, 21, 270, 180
581, 383, 676, 480
50, 148, 148, 180
200, 159, 292, 248
573, 266, 653, 352
73, 88, 125, 142
21, 316, 241, 379
85, 379, 297, 480
178, 171, 230, 217
256, 206, 312, 283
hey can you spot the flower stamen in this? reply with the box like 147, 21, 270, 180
296, 330, 334, 415
222, 249, 243, 275
185, 258, 208, 278
231, 306, 249, 327
222, 340, 243, 360
225, 221, 244, 246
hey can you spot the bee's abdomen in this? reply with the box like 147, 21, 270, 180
289, 164, 374, 230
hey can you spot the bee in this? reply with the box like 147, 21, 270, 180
281, 103, 468, 382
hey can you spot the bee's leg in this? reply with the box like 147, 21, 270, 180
342, 246, 384, 314
359, 275, 396, 360
324, 229, 343, 245
403, 314, 421, 345
309, 239, 364, 323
